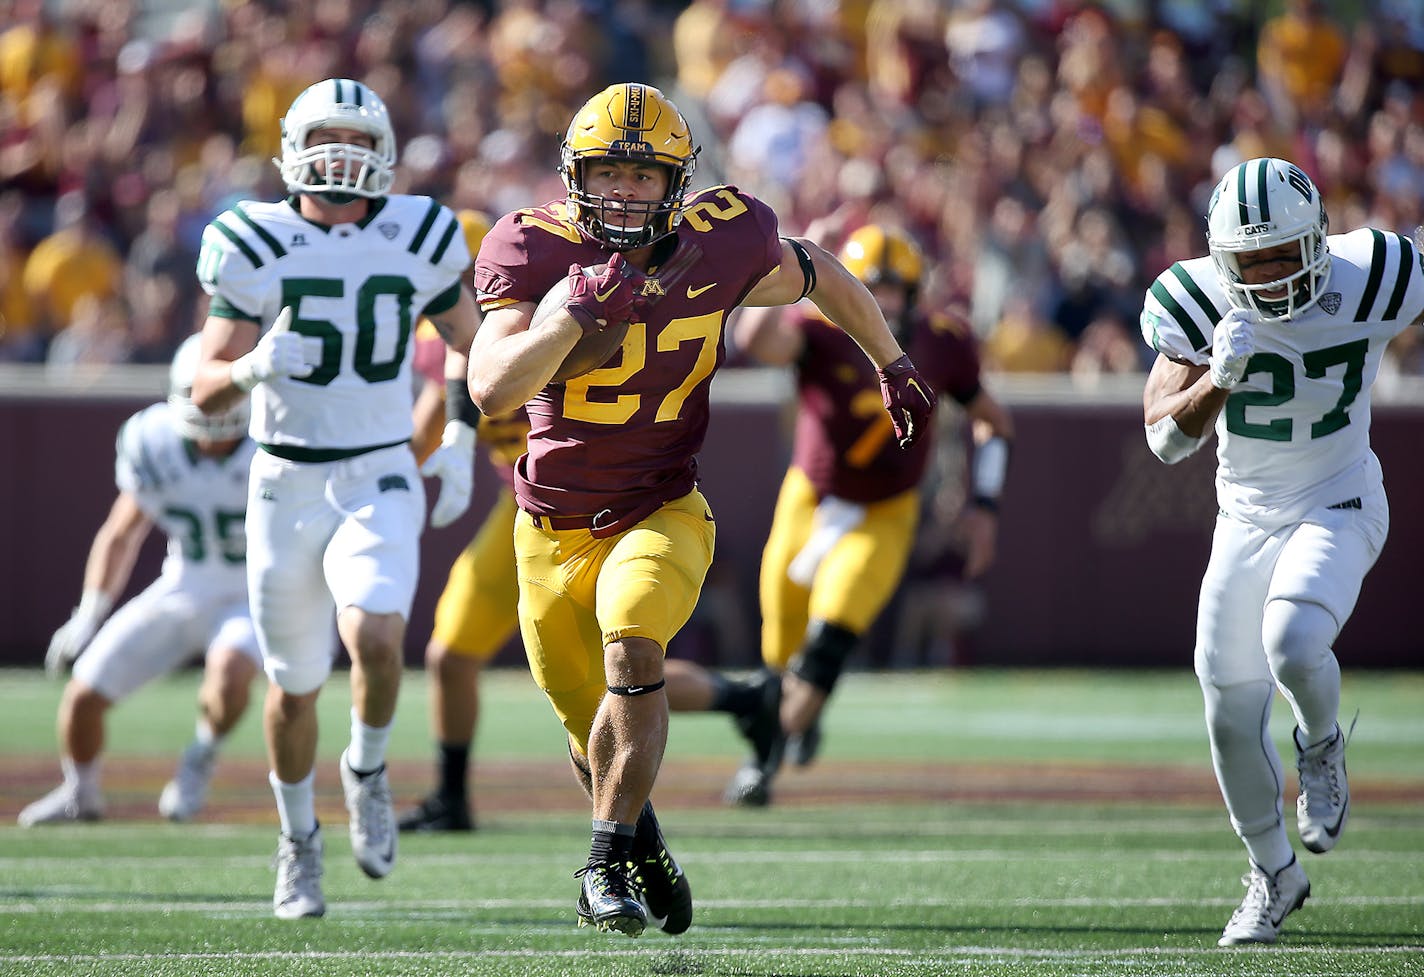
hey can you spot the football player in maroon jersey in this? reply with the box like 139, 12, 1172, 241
717, 224, 1014, 808
467, 83, 934, 938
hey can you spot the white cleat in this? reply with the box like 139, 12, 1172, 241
340, 749, 396, 879
17, 783, 103, 827
273, 826, 326, 919
1218, 857, 1310, 946
1295, 724, 1349, 854
158, 741, 216, 822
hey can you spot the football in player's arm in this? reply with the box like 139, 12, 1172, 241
20, 335, 261, 828
188, 78, 479, 921
465, 82, 935, 939
1139, 157, 1424, 948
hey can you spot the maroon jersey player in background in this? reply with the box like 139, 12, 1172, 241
697, 223, 1014, 808
466, 82, 934, 938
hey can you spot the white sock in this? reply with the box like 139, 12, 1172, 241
62, 756, 100, 798
346, 707, 392, 774
1242, 827, 1297, 877
269, 769, 317, 839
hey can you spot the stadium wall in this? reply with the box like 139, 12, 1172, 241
3, 368, 1421, 669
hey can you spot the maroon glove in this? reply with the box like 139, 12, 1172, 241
565, 253, 642, 335
877, 354, 936, 448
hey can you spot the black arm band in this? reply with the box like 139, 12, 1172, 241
784, 237, 817, 300
607, 679, 666, 697
445, 378, 482, 429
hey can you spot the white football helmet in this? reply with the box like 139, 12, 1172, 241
1206, 157, 1331, 321
277, 78, 397, 201
168, 334, 249, 442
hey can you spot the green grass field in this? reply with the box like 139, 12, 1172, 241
1, 666, 1421, 976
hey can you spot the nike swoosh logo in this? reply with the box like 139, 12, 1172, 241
593, 282, 622, 302
687, 283, 716, 299
704, 511, 715, 522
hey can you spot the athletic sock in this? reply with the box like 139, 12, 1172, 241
437, 741, 470, 801
270, 769, 317, 839
347, 707, 392, 774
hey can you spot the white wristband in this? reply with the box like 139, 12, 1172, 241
971, 436, 1010, 501
76, 589, 113, 623
229, 354, 262, 392
1145, 415, 1208, 465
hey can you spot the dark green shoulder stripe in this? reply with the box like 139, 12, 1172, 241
408, 199, 443, 254
1151, 274, 1208, 353
233, 205, 287, 259
429, 215, 460, 265
1383, 232, 1414, 321
1168, 264, 1221, 349
1354, 229, 1386, 322
213, 221, 263, 269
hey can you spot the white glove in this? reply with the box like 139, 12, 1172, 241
45, 590, 112, 678
1209, 308, 1256, 390
787, 496, 866, 587
230, 307, 318, 392
420, 420, 476, 528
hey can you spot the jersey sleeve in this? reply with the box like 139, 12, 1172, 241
195, 204, 275, 321
1139, 260, 1225, 364
473, 206, 582, 311
1350, 228, 1424, 328
113, 405, 166, 503
419, 201, 473, 285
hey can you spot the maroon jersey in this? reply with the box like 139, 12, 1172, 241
474, 187, 783, 519
791, 309, 982, 503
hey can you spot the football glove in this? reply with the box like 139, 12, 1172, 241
564, 254, 642, 335
877, 354, 936, 448
1209, 308, 1256, 390
45, 590, 112, 678
420, 419, 476, 528
230, 307, 319, 391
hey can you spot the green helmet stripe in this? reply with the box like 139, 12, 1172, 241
1255, 158, 1270, 222
1235, 162, 1251, 226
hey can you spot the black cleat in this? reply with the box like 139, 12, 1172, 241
633, 803, 692, 934
398, 793, 475, 833
786, 719, 822, 767
734, 669, 784, 770
575, 860, 647, 937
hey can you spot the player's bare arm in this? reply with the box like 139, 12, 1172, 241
190, 315, 260, 414
85, 492, 154, 608
467, 302, 581, 416
743, 237, 905, 368
1143, 352, 1227, 437
427, 284, 480, 355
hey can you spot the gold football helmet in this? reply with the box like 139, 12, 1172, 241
840, 225, 924, 340
560, 83, 699, 250
839, 225, 924, 291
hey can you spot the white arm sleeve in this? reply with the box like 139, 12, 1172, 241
1145, 414, 1209, 465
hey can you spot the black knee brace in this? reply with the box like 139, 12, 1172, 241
787, 621, 859, 695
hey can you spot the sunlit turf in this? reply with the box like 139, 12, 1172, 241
1, 667, 1421, 976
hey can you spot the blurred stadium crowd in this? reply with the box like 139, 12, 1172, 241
2, 0, 1423, 376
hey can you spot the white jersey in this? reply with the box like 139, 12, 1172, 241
196, 195, 469, 451
1141, 227, 1424, 528
115, 403, 257, 592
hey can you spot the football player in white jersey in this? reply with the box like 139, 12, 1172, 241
1140, 157, 1424, 947
188, 78, 481, 920
19, 335, 261, 828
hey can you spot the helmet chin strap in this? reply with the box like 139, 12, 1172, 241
317, 190, 361, 206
